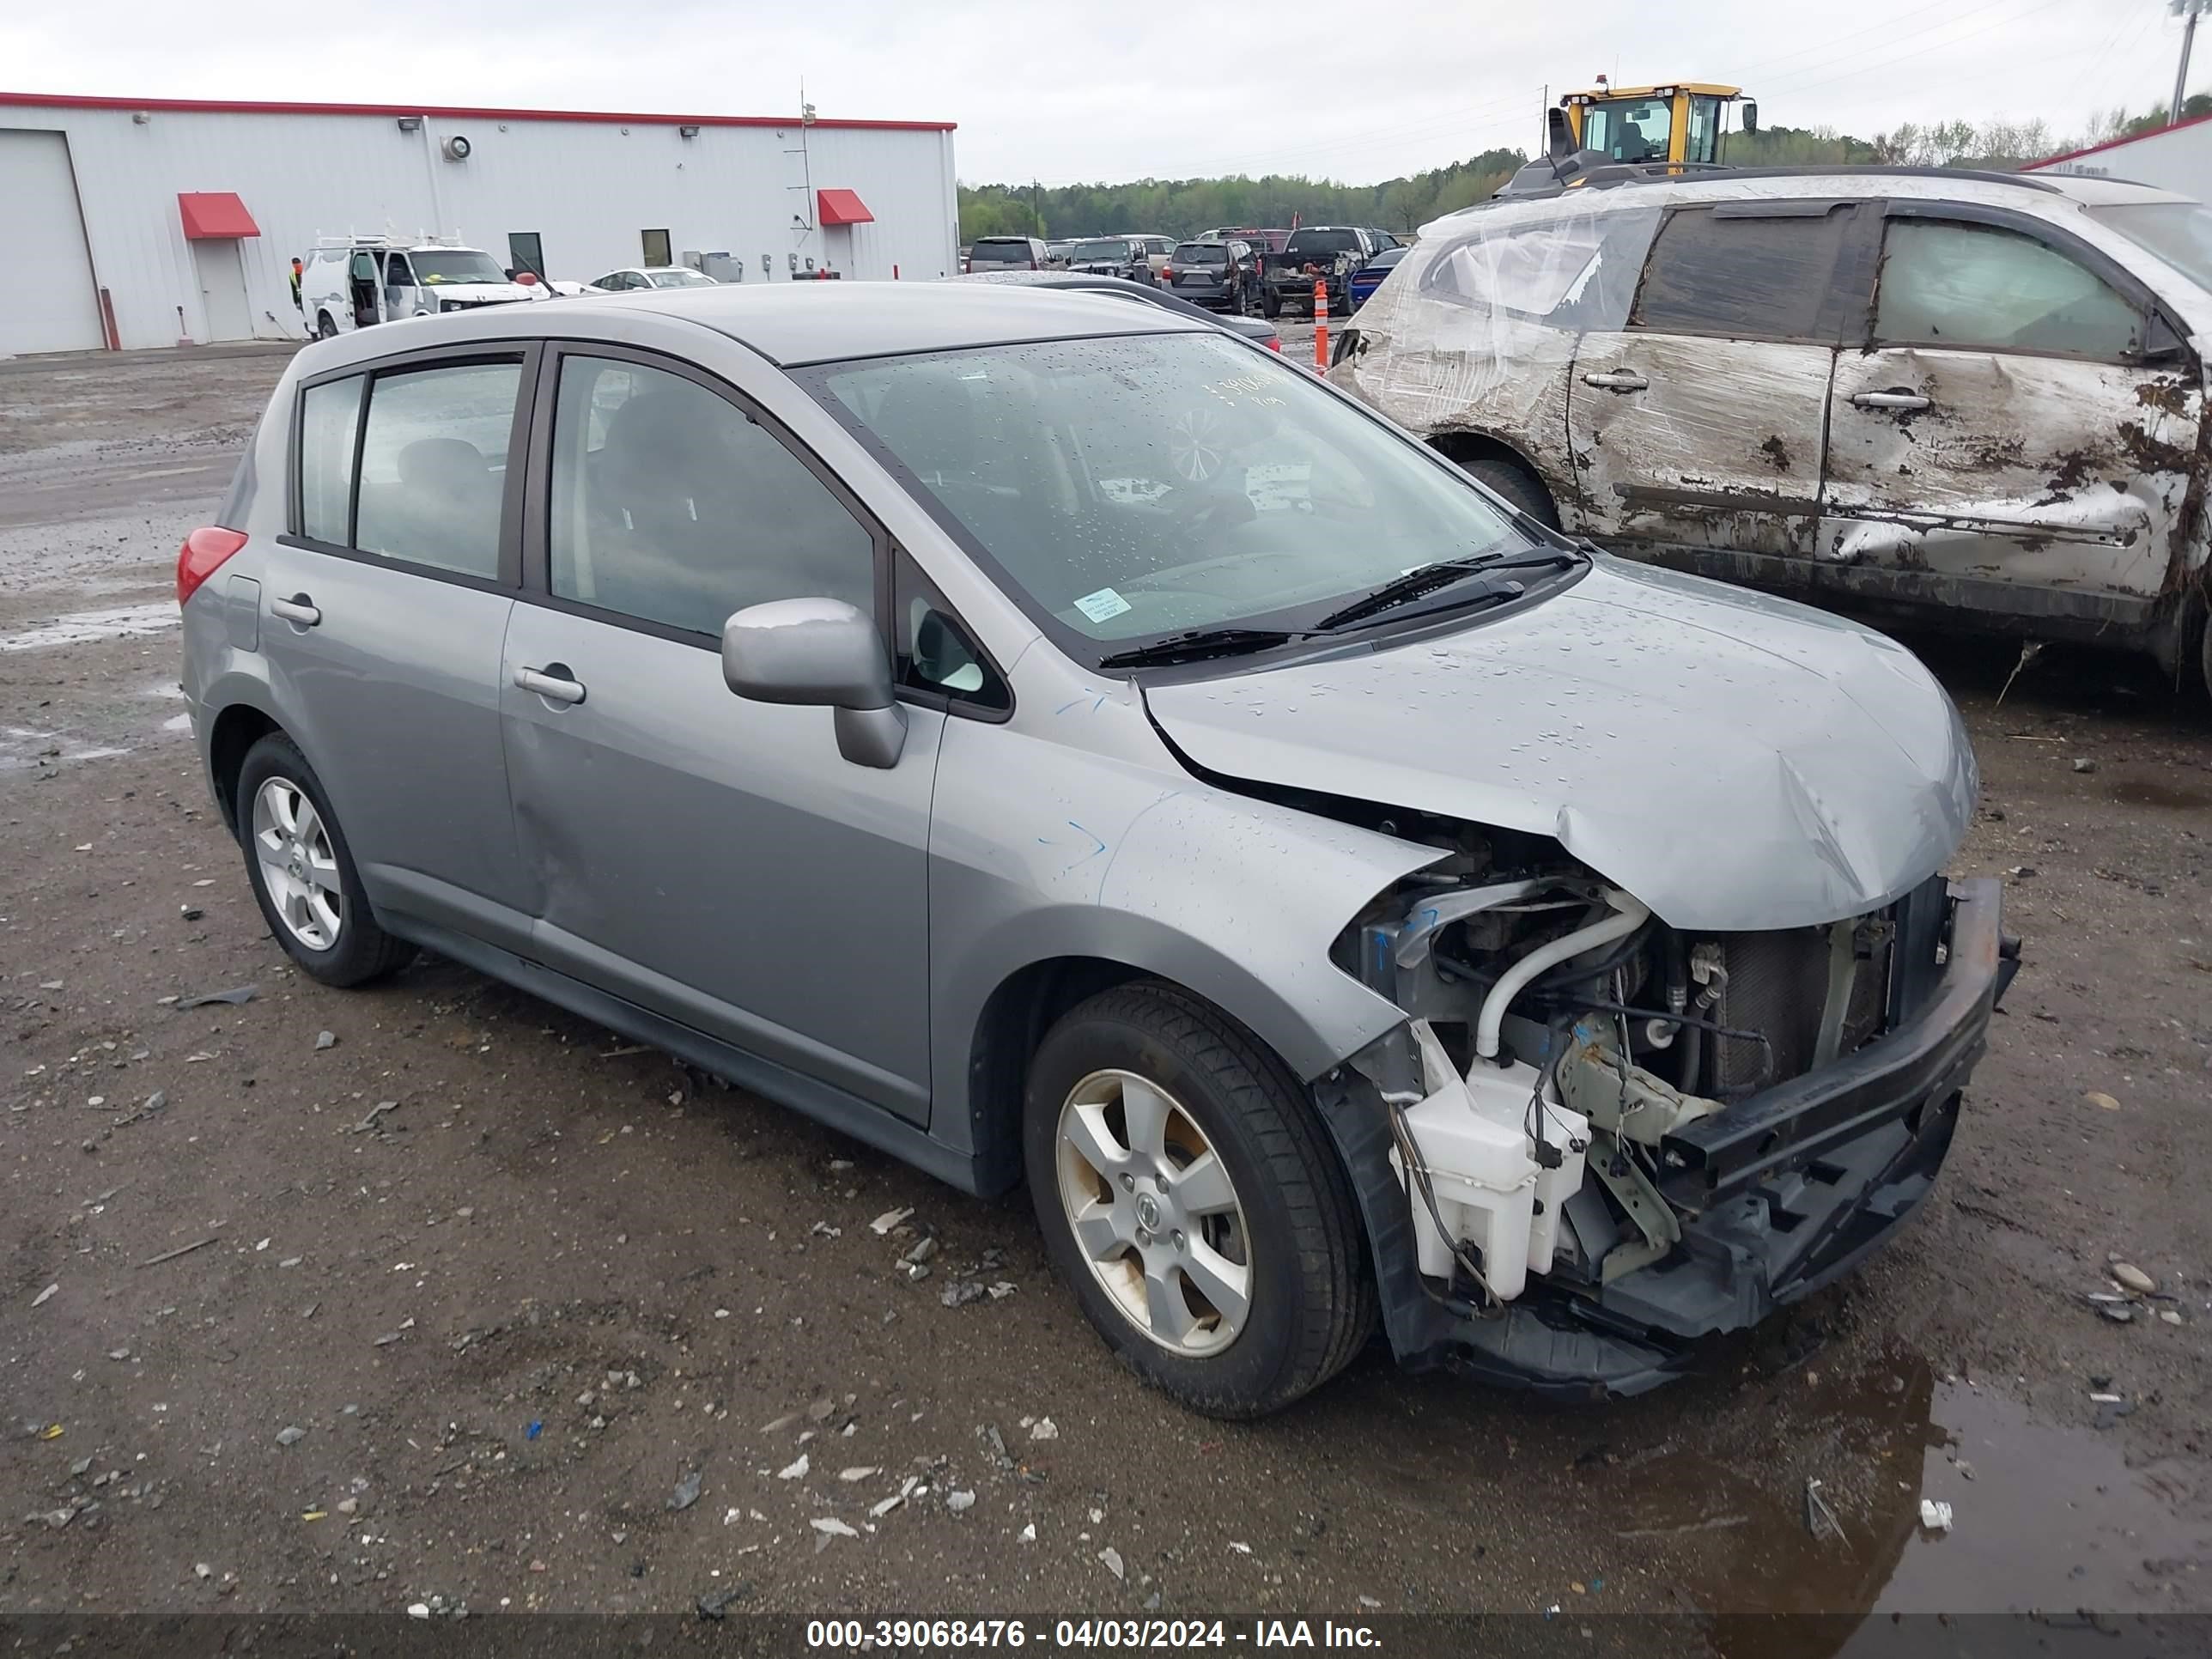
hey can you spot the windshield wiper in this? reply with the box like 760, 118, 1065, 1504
1095, 626, 1306, 669
1313, 548, 1581, 633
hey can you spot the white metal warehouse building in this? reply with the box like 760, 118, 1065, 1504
0, 92, 960, 356
2026, 112, 2212, 198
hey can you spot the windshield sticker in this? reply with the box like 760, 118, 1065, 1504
1073, 587, 1133, 623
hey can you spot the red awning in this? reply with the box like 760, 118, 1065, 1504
178, 192, 260, 240
817, 188, 874, 227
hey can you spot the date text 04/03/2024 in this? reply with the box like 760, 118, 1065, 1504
804, 1619, 1382, 1649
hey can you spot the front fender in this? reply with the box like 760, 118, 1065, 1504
927, 714, 1439, 1155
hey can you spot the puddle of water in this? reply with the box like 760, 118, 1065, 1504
1590, 1354, 2212, 1658
2108, 779, 2211, 811
0, 602, 179, 653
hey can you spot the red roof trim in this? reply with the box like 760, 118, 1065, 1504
817, 188, 874, 226
2025, 108, 2212, 171
178, 191, 259, 239
0, 89, 955, 132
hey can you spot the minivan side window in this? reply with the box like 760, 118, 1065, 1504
1875, 220, 2143, 360
1631, 206, 1856, 341
547, 356, 875, 637
351, 361, 523, 579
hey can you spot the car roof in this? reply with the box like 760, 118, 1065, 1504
603, 280, 1206, 366
1425, 165, 2197, 236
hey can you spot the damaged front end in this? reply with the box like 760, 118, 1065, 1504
1317, 846, 2017, 1398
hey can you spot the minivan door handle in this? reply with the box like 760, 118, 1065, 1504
1851, 389, 1931, 411
1581, 370, 1650, 392
514, 664, 586, 706
270, 595, 321, 627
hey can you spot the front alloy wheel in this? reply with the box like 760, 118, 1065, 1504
1024, 982, 1376, 1418
1055, 1069, 1253, 1356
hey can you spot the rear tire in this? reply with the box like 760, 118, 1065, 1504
234, 732, 412, 988
1261, 288, 1280, 320
315, 312, 338, 341
1456, 453, 1561, 530
1024, 982, 1375, 1419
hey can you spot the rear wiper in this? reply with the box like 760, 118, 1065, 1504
1096, 626, 1306, 669
1313, 548, 1581, 633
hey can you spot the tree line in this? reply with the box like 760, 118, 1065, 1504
958, 96, 2209, 246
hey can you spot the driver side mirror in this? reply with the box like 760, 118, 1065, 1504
1741, 100, 1759, 134
721, 598, 908, 769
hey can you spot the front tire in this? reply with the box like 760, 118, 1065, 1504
1024, 983, 1374, 1418
234, 733, 411, 987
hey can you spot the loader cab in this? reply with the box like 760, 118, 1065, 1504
1561, 82, 1749, 167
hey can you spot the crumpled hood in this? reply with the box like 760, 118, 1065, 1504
1143, 557, 1977, 932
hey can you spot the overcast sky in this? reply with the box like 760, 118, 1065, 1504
5, 0, 2199, 184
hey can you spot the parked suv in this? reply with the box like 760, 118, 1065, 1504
1063, 236, 1158, 283
1163, 240, 1260, 313
964, 236, 1048, 273
180, 283, 2010, 1416
1331, 167, 2212, 696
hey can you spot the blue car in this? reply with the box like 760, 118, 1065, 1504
1347, 244, 1407, 310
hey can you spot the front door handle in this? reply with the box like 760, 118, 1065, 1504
1852, 389, 1931, 411
514, 665, 586, 706
1581, 370, 1650, 392
270, 595, 320, 627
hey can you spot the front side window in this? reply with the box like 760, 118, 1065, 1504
384, 257, 416, 288
548, 356, 874, 637
1875, 220, 2142, 359
1632, 206, 1855, 340
410, 251, 509, 285
807, 331, 1535, 659
352, 361, 522, 578
298, 375, 363, 544
1581, 96, 1672, 162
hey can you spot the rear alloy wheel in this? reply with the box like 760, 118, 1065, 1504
1024, 982, 1375, 1417
234, 732, 411, 987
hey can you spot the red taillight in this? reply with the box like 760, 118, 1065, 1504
177, 526, 247, 607
1266, 337, 1281, 351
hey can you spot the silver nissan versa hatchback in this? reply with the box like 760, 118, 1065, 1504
179, 283, 2016, 1418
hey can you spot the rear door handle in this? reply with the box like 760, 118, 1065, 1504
1852, 390, 1931, 411
514, 665, 586, 706
1581, 370, 1650, 391
270, 595, 320, 627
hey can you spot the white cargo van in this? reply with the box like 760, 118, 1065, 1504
299, 237, 543, 337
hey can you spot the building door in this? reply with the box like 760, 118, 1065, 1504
641, 228, 672, 268
507, 233, 545, 279
192, 239, 254, 341
0, 129, 105, 355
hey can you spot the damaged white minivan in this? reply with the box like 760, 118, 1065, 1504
1331, 165, 2212, 698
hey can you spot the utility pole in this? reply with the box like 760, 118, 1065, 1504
2174, 0, 2206, 125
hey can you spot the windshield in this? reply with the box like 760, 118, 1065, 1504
648, 267, 717, 288
1175, 244, 1229, 265
1286, 229, 1359, 257
805, 331, 1534, 659
1072, 240, 1134, 261
2087, 202, 2212, 292
410, 251, 510, 285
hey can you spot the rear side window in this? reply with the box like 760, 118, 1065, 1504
1875, 220, 2142, 360
351, 361, 523, 578
297, 377, 362, 544
1423, 206, 1661, 332
1632, 205, 1858, 341
547, 355, 875, 636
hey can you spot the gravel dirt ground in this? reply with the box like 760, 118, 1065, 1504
2, 345, 2209, 1652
